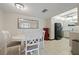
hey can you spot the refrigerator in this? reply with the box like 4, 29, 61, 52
54, 23, 63, 40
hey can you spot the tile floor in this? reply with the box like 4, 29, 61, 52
39, 38, 71, 55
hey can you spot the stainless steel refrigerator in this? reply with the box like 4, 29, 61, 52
54, 23, 63, 40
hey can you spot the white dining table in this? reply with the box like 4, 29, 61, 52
12, 34, 25, 41
12, 34, 26, 47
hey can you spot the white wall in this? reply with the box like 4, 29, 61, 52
0, 10, 4, 50
0, 10, 3, 30
50, 19, 54, 39
44, 19, 51, 28
3, 13, 46, 35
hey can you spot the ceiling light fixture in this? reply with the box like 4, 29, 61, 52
42, 9, 48, 13
15, 3, 24, 10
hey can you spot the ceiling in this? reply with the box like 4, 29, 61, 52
0, 3, 79, 20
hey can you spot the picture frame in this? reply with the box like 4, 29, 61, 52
17, 18, 39, 29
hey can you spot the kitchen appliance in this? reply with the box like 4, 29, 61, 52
54, 23, 63, 40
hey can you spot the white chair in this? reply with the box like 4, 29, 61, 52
0, 31, 8, 55
20, 29, 44, 55
38, 30, 45, 49
0, 30, 21, 55
42, 31, 45, 48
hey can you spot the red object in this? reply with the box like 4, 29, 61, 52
43, 28, 49, 40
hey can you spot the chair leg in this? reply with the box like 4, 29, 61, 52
4, 47, 7, 55
18, 45, 21, 55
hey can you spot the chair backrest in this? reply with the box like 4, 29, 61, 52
0, 31, 6, 48
37, 30, 45, 49
0, 31, 11, 48
22, 29, 44, 55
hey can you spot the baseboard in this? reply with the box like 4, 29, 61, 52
44, 39, 55, 41
63, 37, 70, 39
49, 39, 55, 40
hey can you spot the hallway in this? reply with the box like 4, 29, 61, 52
40, 38, 71, 55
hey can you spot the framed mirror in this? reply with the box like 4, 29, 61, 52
17, 18, 39, 29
